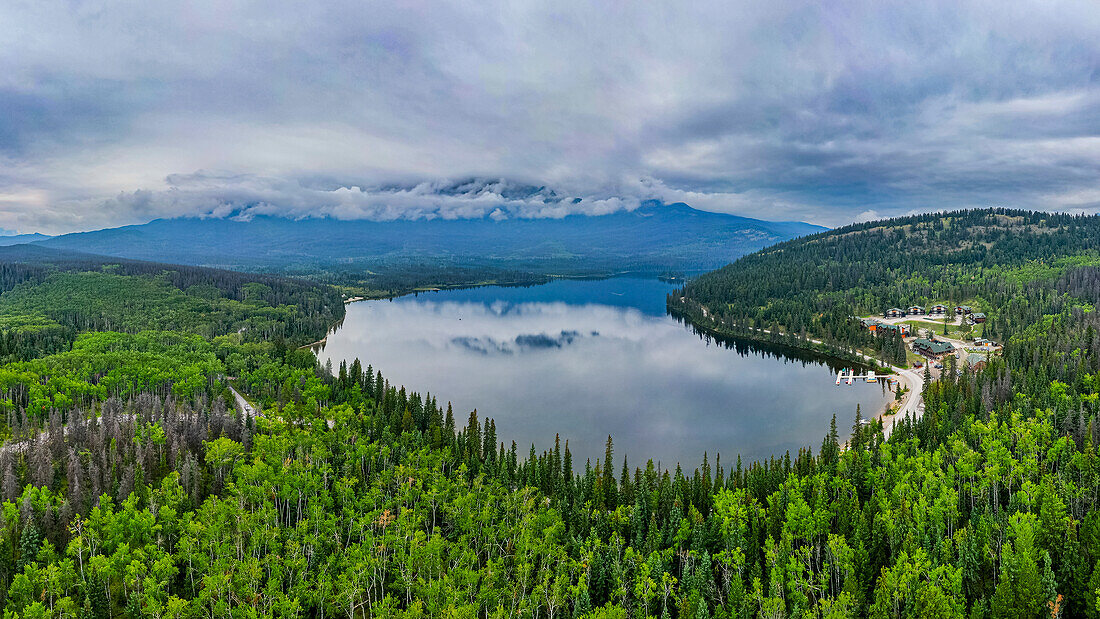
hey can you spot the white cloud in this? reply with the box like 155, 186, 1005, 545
855, 210, 882, 223
0, 0, 1097, 233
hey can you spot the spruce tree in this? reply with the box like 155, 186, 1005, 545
17, 523, 40, 573
601, 435, 616, 510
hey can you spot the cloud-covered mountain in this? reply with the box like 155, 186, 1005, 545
37, 198, 824, 274
2, 1, 1097, 233
134, 175, 653, 223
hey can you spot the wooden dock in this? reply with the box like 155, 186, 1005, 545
836, 370, 894, 385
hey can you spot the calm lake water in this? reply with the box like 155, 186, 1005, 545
316, 278, 892, 468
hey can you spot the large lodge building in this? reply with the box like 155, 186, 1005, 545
912, 337, 955, 359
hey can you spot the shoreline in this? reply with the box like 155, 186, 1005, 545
342, 269, 698, 305
298, 334, 328, 350
667, 302, 889, 372
669, 298, 925, 437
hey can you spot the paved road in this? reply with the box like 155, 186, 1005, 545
227, 383, 260, 418
880, 365, 924, 439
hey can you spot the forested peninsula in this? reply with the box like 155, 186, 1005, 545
1, 210, 1100, 617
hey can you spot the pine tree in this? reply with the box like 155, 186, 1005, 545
991, 516, 1045, 619
820, 413, 840, 470
562, 441, 573, 490
601, 435, 616, 510
444, 403, 455, 439
465, 411, 481, 465
619, 455, 632, 506
17, 522, 41, 572
83, 571, 110, 619
851, 403, 864, 450
573, 585, 591, 618
482, 419, 498, 471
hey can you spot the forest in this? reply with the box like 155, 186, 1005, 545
0, 210, 1099, 617
673, 208, 1100, 366
0, 245, 344, 363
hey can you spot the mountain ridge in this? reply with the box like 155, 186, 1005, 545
36, 201, 825, 275
0, 232, 51, 246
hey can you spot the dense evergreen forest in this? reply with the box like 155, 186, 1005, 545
1, 209, 1100, 617
310, 261, 555, 300
673, 208, 1100, 366
0, 246, 345, 363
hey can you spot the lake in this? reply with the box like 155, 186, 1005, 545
315, 277, 892, 468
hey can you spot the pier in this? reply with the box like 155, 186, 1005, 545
835, 370, 893, 385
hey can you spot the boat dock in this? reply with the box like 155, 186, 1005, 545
836, 369, 895, 385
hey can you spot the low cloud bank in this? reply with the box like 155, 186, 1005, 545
85, 174, 809, 226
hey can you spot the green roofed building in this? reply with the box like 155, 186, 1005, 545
911, 337, 955, 358
966, 352, 988, 370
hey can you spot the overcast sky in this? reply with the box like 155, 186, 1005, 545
1, 0, 1098, 234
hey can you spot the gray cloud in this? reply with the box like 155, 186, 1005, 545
0, 0, 1098, 233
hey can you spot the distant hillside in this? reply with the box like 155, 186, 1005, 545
37, 201, 824, 275
0, 244, 345, 349
673, 208, 1100, 362
0, 232, 50, 246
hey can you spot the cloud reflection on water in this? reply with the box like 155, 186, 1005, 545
318, 284, 891, 468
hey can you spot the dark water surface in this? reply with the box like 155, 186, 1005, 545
317, 278, 892, 468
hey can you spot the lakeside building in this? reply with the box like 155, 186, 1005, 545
912, 337, 955, 359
